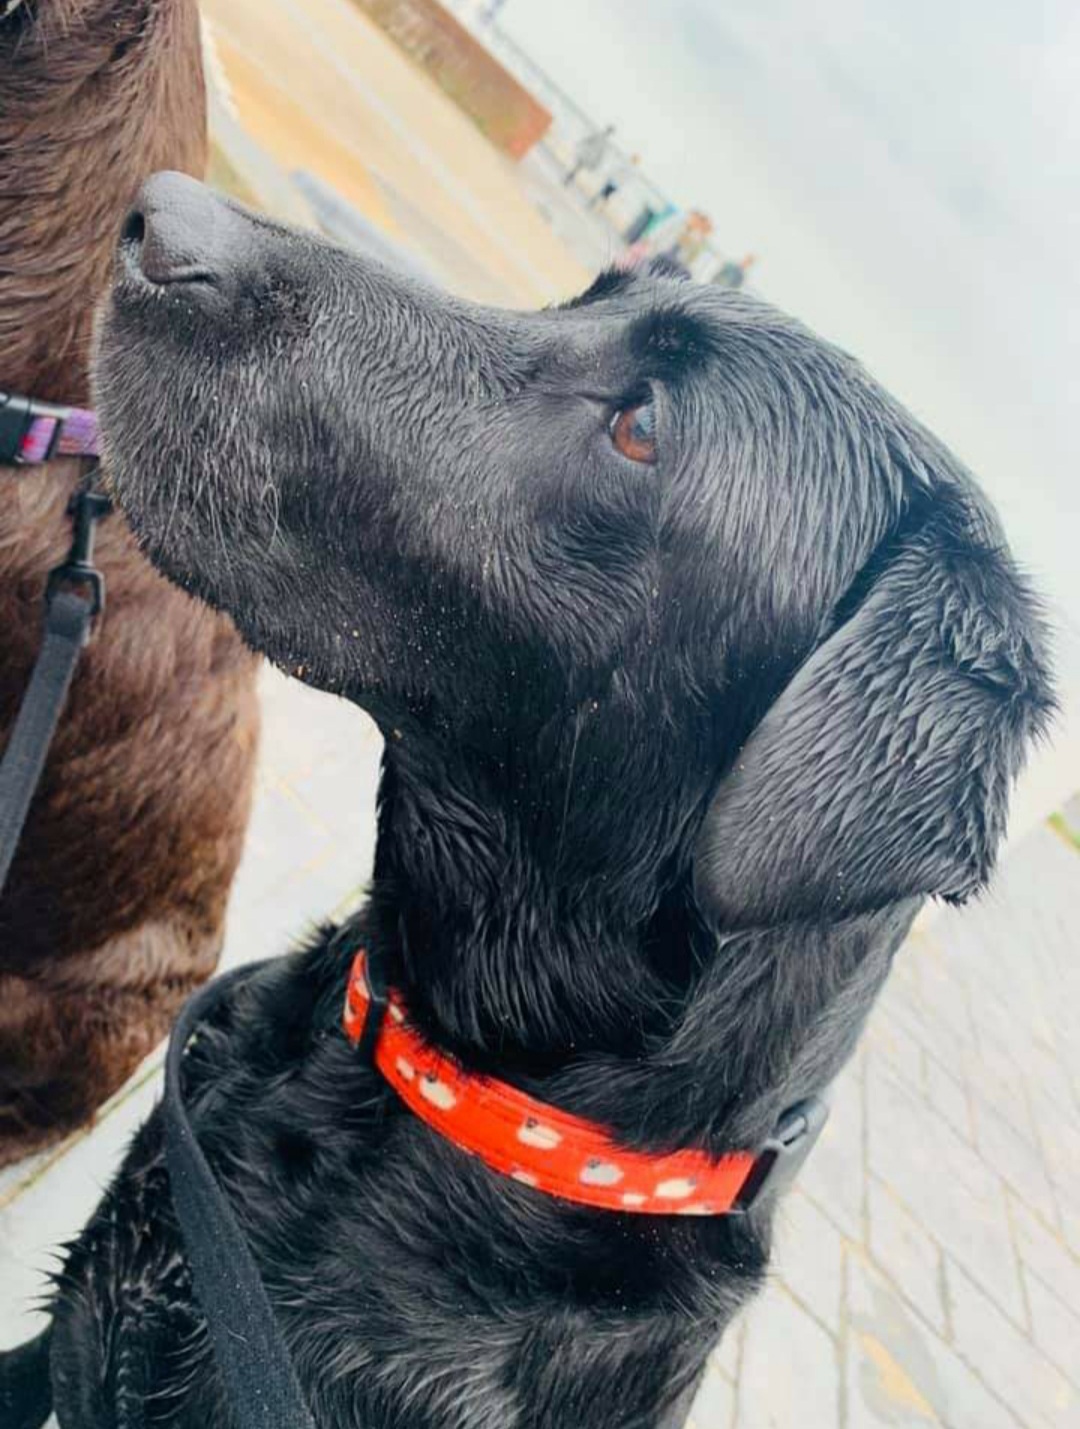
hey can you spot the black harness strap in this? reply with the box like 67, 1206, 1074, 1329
0, 484, 110, 896
164, 964, 318, 1429
0, 591, 93, 892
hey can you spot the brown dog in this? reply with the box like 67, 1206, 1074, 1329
0, 0, 259, 1165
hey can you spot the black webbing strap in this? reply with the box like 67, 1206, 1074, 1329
0, 590, 94, 894
163, 963, 318, 1429
0, 483, 109, 897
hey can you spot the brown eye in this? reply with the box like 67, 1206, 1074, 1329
609, 398, 658, 464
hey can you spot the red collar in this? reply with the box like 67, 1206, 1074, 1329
342, 949, 826, 1216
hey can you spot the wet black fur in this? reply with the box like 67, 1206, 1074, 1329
0, 173, 1054, 1427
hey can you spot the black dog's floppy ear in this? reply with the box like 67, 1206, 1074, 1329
693, 499, 1054, 927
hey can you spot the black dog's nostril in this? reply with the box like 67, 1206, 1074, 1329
125, 171, 234, 289
121, 209, 145, 247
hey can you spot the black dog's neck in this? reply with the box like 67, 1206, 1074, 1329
360, 738, 918, 1163
369, 736, 698, 1070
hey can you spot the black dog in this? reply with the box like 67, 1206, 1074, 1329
1, 171, 1052, 1429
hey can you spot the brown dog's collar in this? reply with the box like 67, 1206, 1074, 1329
0, 388, 100, 464
343, 949, 826, 1215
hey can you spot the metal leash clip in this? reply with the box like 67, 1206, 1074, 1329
44, 477, 112, 629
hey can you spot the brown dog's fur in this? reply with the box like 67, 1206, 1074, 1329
0, 0, 259, 1165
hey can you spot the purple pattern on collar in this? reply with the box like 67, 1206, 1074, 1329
18, 405, 100, 463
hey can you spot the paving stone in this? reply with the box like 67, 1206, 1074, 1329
1053, 1027, 1080, 1094
969, 986, 1056, 1080
866, 1007, 926, 1089
910, 947, 980, 1050
867, 1176, 947, 1337
931, 903, 1057, 1063
0, 1141, 61, 1208
1024, 1270, 1080, 1388
772, 1188, 845, 1332
945, 1259, 1076, 1429
1036, 1037, 1080, 1105
931, 829, 1079, 1069
220, 848, 360, 971
255, 663, 375, 782
1008, 1195, 1080, 1327
886, 936, 927, 1001
876, 975, 982, 1091
1061, 1199, 1080, 1262
799, 1058, 866, 1244
229, 770, 335, 903
1025, 1079, 1080, 1200
960, 1044, 1039, 1149
1019, 1033, 1080, 1108
735, 1285, 839, 1429
712, 1315, 743, 1384
866, 1058, 1026, 1326
846, 1252, 1019, 1429
934, 827, 1077, 968
970, 1097, 1060, 1230
688, 1364, 735, 1429
922, 1053, 974, 1145
292, 736, 382, 857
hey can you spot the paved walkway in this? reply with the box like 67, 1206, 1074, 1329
2, 672, 1078, 1429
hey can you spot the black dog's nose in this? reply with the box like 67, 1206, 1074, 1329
123, 171, 235, 287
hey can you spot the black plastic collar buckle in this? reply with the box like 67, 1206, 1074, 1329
0, 389, 71, 465
354, 948, 388, 1065
333, 925, 389, 1065
732, 1096, 829, 1213
44, 482, 112, 627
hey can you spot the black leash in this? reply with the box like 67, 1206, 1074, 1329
164, 962, 318, 1429
0, 480, 110, 896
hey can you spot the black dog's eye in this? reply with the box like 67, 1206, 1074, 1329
609, 398, 658, 465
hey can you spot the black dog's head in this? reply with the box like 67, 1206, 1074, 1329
95, 173, 1053, 978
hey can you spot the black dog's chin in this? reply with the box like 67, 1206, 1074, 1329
96, 255, 291, 496
94, 312, 183, 559
95, 290, 321, 672
94, 287, 239, 588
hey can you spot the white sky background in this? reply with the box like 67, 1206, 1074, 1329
502, 0, 1080, 653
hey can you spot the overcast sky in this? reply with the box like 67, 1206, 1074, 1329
502, 0, 1079, 647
